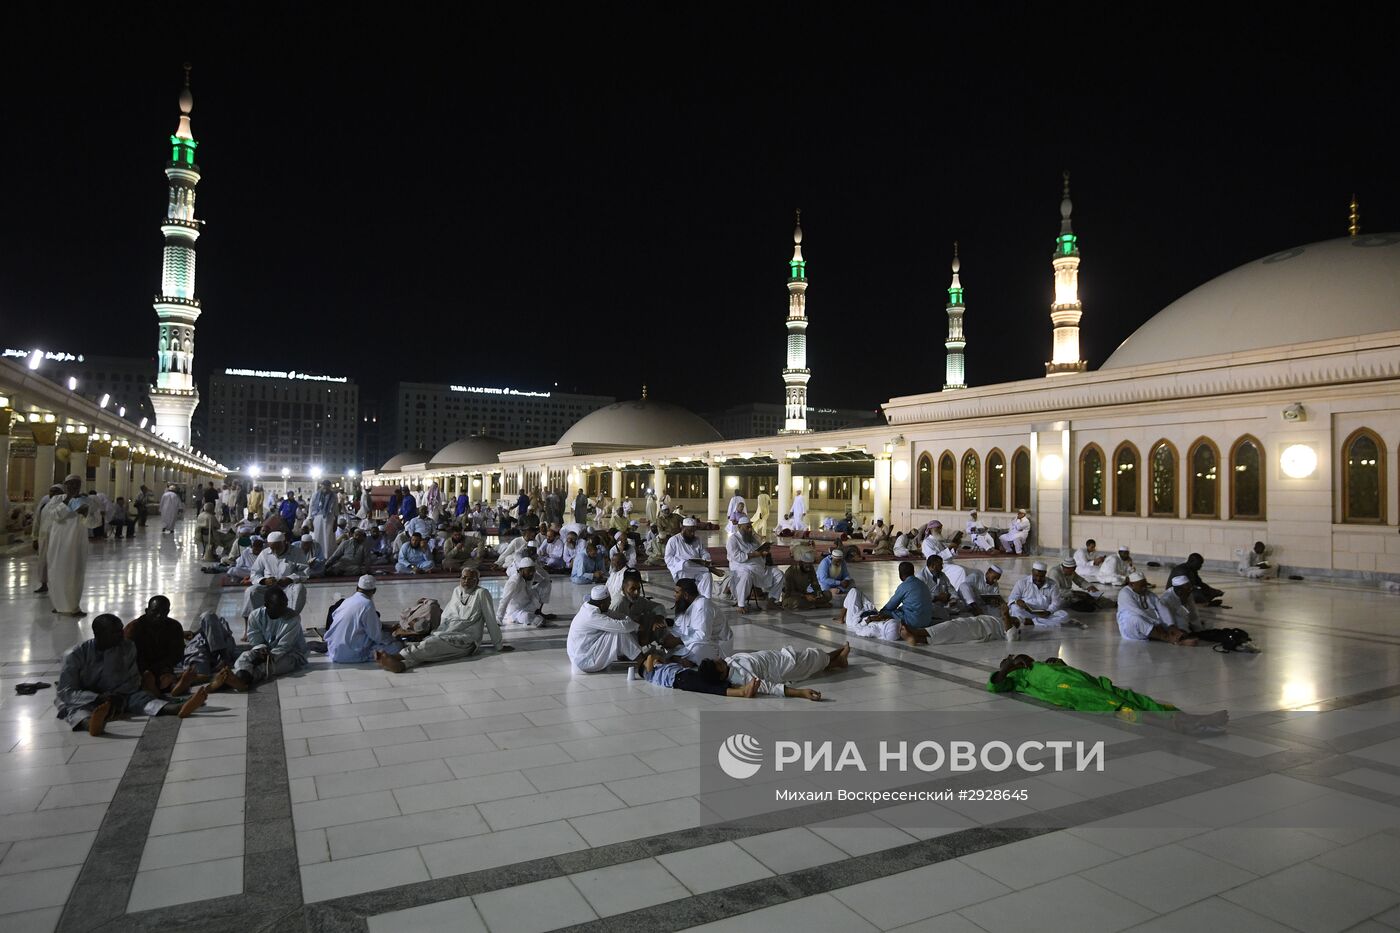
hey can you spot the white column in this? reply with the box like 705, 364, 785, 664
707, 465, 721, 521
34, 439, 57, 494
96, 454, 112, 499
653, 467, 666, 499
610, 468, 622, 502
778, 461, 793, 522
112, 452, 129, 504
851, 475, 863, 521
0, 432, 10, 526
873, 458, 892, 524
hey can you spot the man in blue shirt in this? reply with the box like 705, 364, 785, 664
878, 561, 933, 630
571, 540, 608, 584
396, 532, 435, 574
816, 549, 853, 598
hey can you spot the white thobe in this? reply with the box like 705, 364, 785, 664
1008, 577, 1071, 626
44, 497, 87, 613
790, 494, 808, 531
941, 562, 967, 592
1096, 553, 1132, 586
608, 542, 638, 569
499, 574, 548, 626
1116, 587, 1163, 641
664, 534, 714, 598
672, 597, 733, 662
496, 536, 527, 569
921, 535, 941, 559
1238, 548, 1276, 579
606, 568, 627, 607
726, 495, 746, 521
159, 491, 181, 531
892, 534, 911, 558
724, 646, 827, 696
966, 521, 995, 551
725, 533, 781, 606
841, 588, 900, 641
242, 550, 309, 618
1157, 589, 1203, 632
958, 570, 1001, 612
914, 567, 957, 621
566, 604, 641, 673
539, 537, 567, 569
1000, 517, 1030, 553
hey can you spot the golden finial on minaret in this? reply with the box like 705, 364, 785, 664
1349, 195, 1361, 238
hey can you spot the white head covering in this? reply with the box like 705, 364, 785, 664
829, 548, 844, 561
737, 516, 751, 525
1128, 571, 1147, 583
357, 574, 378, 590
987, 564, 1003, 576
1060, 556, 1076, 567
266, 531, 286, 543
1031, 561, 1048, 571
516, 558, 535, 569
1118, 545, 1130, 552
64, 473, 82, 483
682, 517, 697, 527
301, 533, 314, 543
1170, 574, 1191, 587
589, 584, 610, 601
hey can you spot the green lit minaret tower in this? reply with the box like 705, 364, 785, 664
1045, 170, 1087, 375
943, 242, 966, 390
149, 64, 203, 447
781, 210, 810, 434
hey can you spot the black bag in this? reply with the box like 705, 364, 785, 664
1195, 627, 1251, 652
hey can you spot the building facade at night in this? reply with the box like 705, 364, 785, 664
205, 369, 358, 475
388, 382, 613, 454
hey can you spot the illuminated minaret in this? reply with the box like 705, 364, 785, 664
943, 242, 966, 390
149, 64, 203, 447
1045, 171, 1087, 375
780, 209, 810, 434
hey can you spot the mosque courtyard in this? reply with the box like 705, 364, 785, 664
3, 520, 1400, 933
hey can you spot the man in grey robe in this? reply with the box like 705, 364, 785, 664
377, 568, 514, 672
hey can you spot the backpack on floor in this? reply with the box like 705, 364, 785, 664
399, 597, 442, 635
1195, 626, 1252, 653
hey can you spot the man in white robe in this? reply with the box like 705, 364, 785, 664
326, 577, 400, 662
714, 643, 850, 700
966, 511, 996, 551
44, 475, 90, 616
752, 492, 772, 539
1157, 574, 1206, 633
892, 530, 912, 558
1048, 555, 1106, 611
31, 483, 63, 594
957, 564, 1004, 615
242, 531, 309, 619
790, 491, 808, 532
921, 522, 947, 559
499, 558, 551, 627
1096, 545, 1136, 586
1117, 572, 1195, 644
1073, 539, 1107, 578
999, 509, 1030, 554
671, 579, 733, 662
664, 518, 720, 598
937, 548, 968, 593
725, 517, 782, 612
378, 568, 513, 672
839, 587, 1022, 644
726, 492, 746, 524
566, 586, 645, 673
1238, 541, 1277, 579
914, 554, 958, 622
210, 586, 308, 690
308, 480, 338, 559
538, 527, 568, 571
1008, 562, 1081, 629
225, 537, 265, 582
158, 485, 182, 534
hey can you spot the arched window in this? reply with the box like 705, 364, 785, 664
1188, 438, 1220, 518
938, 452, 956, 507
1079, 444, 1105, 514
1112, 442, 1139, 515
986, 449, 1006, 511
1230, 436, 1265, 519
961, 450, 980, 510
1149, 440, 1178, 517
1342, 428, 1385, 523
1011, 447, 1031, 511
916, 453, 934, 509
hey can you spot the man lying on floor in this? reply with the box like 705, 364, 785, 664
840, 588, 1035, 646
988, 654, 1228, 734
56, 614, 209, 735
640, 643, 850, 700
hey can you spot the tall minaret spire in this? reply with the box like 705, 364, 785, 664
1045, 170, 1087, 375
780, 209, 811, 434
149, 63, 203, 447
943, 242, 967, 390
1349, 194, 1361, 237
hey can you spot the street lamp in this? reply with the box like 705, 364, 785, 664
310, 465, 323, 483
281, 466, 291, 495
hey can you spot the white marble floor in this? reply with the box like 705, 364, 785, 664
3, 519, 1400, 932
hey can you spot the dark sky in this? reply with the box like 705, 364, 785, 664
2, 5, 1397, 417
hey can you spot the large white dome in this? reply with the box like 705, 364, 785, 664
1102, 233, 1400, 369
380, 449, 434, 472
429, 435, 506, 468
558, 400, 722, 448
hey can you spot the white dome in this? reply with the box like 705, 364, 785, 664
558, 400, 723, 448
429, 435, 506, 468
380, 449, 434, 472
1103, 233, 1400, 369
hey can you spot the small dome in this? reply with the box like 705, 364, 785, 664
558, 400, 723, 448
429, 435, 507, 468
1103, 233, 1400, 369
380, 449, 434, 472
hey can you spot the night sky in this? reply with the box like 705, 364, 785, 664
2, 6, 1396, 418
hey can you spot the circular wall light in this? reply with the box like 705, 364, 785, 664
892, 460, 911, 482
1280, 444, 1318, 479
1039, 453, 1065, 482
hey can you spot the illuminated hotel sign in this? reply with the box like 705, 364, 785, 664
450, 385, 552, 398
4, 348, 84, 363
224, 368, 349, 384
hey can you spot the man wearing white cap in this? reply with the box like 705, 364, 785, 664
159, 484, 182, 534
1096, 545, 1136, 587
493, 529, 528, 572
378, 567, 512, 673
211, 586, 307, 690
242, 530, 309, 620
499, 558, 551, 626
782, 548, 832, 610
790, 488, 808, 532
566, 585, 646, 673
225, 536, 266, 582
726, 491, 747, 525
1073, 539, 1107, 578
608, 529, 638, 570
999, 509, 1030, 554
1008, 562, 1081, 629
43, 475, 91, 616
1157, 574, 1205, 633
725, 517, 782, 613
1116, 572, 1196, 643
671, 578, 733, 662
665, 518, 721, 597
1048, 555, 1105, 612
327, 575, 402, 662
957, 564, 1004, 616
816, 548, 852, 597
966, 511, 995, 551
295, 532, 326, 577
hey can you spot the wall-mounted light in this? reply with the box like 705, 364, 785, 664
1039, 453, 1065, 482
861, 479, 871, 490
1280, 444, 1318, 479
99, 394, 110, 408
67, 377, 78, 391
726, 476, 739, 489
892, 460, 911, 482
